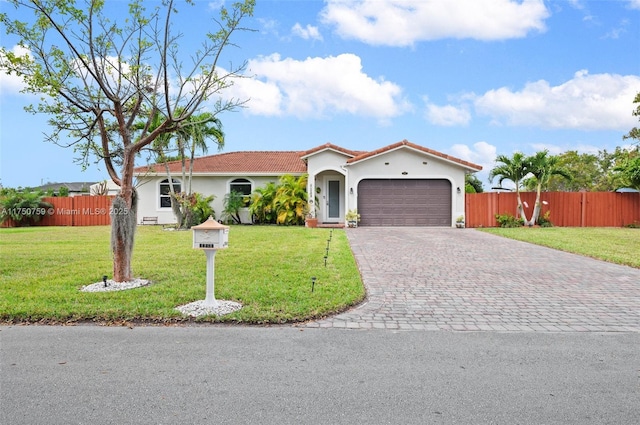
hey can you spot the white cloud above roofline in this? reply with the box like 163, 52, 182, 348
473, 70, 640, 130
228, 53, 412, 120
320, 0, 549, 46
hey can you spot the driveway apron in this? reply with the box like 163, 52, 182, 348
307, 228, 640, 332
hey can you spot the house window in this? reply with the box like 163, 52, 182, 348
229, 178, 252, 197
159, 178, 181, 208
229, 178, 252, 207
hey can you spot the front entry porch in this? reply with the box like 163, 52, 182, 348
308, 170, 346, 225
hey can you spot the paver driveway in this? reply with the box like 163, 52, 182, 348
308, 228, 640, 332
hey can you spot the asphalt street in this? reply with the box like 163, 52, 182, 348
1, 325, 638, 424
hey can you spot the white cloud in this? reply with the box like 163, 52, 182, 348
208, 1, 225, 11
233, 53, 411, 119
530, 142, 602, 156
474, 70, 640, 130
629, 0, 640, 10
320, 0, 549, 46
291, 23, 323, 41
424, 101, 470, 126
449, 141, 496, 187
0, 45, 31, 96
449, 141, 496, 169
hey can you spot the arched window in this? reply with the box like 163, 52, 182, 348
159, 178, 181, 208
229, 178, 252, 197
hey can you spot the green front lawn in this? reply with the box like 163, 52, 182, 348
0, 226, 365, 324
479, 227, 640, 269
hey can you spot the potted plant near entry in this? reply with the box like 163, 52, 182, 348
304, 203, 319, 228
455, 215, 465, 228
346, 209, 360, 228
305, 213, 318, 228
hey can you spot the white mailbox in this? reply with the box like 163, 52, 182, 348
192, 217, 229, 250
191, 217, 229, 307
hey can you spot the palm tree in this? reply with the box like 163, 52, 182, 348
526, 150, 571, 226
489, 152, 530, 224
139, 110, 224, 228
182, 112, 225, 194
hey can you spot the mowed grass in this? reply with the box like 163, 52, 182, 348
0, 226, 365, 324
479, 227, 640, 269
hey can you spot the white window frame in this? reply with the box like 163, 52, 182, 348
159, 178, 181, 208
228, 178, 253, 198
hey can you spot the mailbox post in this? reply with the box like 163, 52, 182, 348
192, 217, 229, 308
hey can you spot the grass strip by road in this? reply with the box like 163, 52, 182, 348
0, 226, 365, 324
479, 227, 639, 269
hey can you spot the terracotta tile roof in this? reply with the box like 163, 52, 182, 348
346, 140, 483, 171
134, 151, 307, 175
300, 143, 365, 158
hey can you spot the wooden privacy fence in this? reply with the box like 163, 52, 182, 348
1, 196, 114, 227
3, 193, 638, 228
465, 192, 640, 228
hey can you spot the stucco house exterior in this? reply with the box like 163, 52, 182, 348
133, 139, 482, 227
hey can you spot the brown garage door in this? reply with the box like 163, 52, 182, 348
357, 179, 452, 226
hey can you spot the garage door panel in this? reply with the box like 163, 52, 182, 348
357, 179, 451, 227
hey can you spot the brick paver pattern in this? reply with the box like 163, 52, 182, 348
307, 228, 640, 332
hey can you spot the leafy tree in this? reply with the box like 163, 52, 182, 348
0, 0, 255, 281
488, 152, 530, 223
524, 150, 571, 225
617, 93, 640, 194
614, 149, 640, 192
465, 174, 483, 193
534, 150, 596, 192
624, 92, 640, 145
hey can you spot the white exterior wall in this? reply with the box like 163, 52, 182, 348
345, 148, 468, 226
136, 174, 285, 225
305, 150, 349, 222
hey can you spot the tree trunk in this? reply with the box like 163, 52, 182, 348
111, 154, 138, 282
526, 186, 543, 226
515, 190, 530, 224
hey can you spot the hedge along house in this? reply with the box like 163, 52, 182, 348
133, 139, 482, 227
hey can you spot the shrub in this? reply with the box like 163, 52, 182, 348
184, 192, 215, 227
249, 182, 277, 224
537, 210, 553, 227
58, 186, 70, 197
495, 213, 523, 228
222, 191, 245, 224
0, 188, 53, 226
249, 174, 309, 226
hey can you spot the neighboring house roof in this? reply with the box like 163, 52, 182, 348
346, 140, 483, 171
134, 151, 307, 175
33, 182, 96, 193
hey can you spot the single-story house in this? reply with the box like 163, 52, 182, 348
89, 179, 121, 196
32, 182, 95, 196
133, 139, 482, 227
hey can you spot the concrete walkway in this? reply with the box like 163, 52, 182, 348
307, 228, 640, 332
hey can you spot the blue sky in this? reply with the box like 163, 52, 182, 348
1, 0, 639, 189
